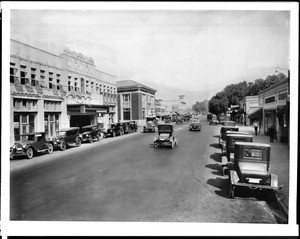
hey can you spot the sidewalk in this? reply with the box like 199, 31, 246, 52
235, 124, 290, 216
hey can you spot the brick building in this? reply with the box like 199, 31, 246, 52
117, 80, 156, 126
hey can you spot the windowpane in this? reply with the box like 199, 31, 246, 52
29, 114, 35, 132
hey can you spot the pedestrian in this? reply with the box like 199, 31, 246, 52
253, 120, 259, 135
268, 125, 275, 143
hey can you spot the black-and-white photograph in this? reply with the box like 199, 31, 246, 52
1, 1, 299, 237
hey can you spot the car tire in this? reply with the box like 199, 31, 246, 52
60, 141, 67, 151
143, 128, 146, 133
97, 133, 101, 141
88, 136, 93, 143
26, 147, 34, 159
47, 143, 54, 154
76, 137, 82, 147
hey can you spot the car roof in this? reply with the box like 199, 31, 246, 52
20, 132, 45, 136
226, 133, 253, 138
222, 126, 238, 129
225, 131, 250, 134
235, 142, 271, 147
57, 127, 79, 131
82, 124, 98, 128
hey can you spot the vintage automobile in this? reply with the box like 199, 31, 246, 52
228, 142, 280, 198
163, 115, 172, 123
219, 126, 239, 145
128, 121, 138, 133
106, 123, 124, 137
225, 134, 253, 162
153, 124, 178, 148
53, 127, 81, 151
209, 115, 219, 125
120, 122, 131, 134
10, 132, 54, 159
222, 121, 236, 126
189, 119, 202, 131
143, 116, 157, 133
79, 124, 105, 143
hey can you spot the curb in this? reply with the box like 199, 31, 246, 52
275, 192, 288, 218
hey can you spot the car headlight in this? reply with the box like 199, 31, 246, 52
22, 144, 26, 148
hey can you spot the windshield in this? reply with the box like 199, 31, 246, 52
80, 127, 92, 133
57, 131, 66, 136
158, 125, 173, 132
244, 148, 263, 160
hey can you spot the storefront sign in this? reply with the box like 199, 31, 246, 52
265, 96, 275, 104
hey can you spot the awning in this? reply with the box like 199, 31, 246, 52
247, 107, 262, 119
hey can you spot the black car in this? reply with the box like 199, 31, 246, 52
79, 124, 106, 143
106, 123, 124, 137
128, 121, 138, 133
120, 122, 131, 134
53, 127, 81, 150
10, 132, 54, 159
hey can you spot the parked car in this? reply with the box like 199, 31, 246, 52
209, 115, 219, 125
79, 124, 105, 143
189, 119, 202, 131
164, 115, 172, 123
228, 142, 280, 198
128, 121, 138, 133
154, 124, 178, 148
106, 123, 124, 137
120, 122, 131, 134
225, 134, 253, 161
10, 132, 54, 159
53, 127, 81, 151
143, 116, 157, 133
219, 126, 239, 145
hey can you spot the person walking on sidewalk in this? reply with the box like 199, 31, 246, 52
268, 125, 275, 142
253, 120, 259, 135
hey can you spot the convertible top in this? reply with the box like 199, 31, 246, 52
158, 124, 174, 132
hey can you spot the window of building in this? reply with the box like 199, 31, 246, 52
91, 82, 94, 93
20, 71, 28, 85
68, 80, 72, 91
14, 114, 36, 141
142, 108, 145, 119
10, 63, 17, 83
44, 113, 60, 138
123, 108, 131, 121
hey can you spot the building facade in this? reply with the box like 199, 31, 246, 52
117, 80, 156, 126
247, 81, 289, 142
10, 39, 117, 145
240, 95, 259, 126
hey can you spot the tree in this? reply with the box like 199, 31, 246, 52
192, 100, 208, 113
208, 92, 229, 119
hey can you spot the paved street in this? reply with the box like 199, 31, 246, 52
10, 116, 287, 223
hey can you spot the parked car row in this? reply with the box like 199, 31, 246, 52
217, 124, 280, 199
10, 121, 139, 160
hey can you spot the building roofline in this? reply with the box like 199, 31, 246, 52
258, 80, 289, 95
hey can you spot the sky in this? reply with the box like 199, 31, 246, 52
10, 9, 290, 106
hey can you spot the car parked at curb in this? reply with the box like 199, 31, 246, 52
106, 123, 124, 137
154, 124, 178, 148
10, 132, 54, 159
53, 127, 81, 151
225, 133, 253, 161
79, 124, 105, 143
128, 121, 138, 133
228, 142, 280, 199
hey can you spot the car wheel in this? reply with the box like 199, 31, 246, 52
76, 137, 82, 147
60, 141, 67, 151
88, 136, 93, 143
47, 143, 54, 154
97, 133, 101, 141
26, 147, 34, 159
143, 128, 146, 133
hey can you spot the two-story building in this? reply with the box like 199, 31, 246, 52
10, 39, 117, 145
117, 80, 156, 126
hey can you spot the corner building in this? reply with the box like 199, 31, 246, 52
117, 80, 156, 126
10, 39, 117, 145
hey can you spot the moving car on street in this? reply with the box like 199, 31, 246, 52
143, 116, 157, 133
153, 124, 178, 148
10, 132, 54, 159
79, 124, 105, 143
53, 127, 81, 151
189, 119, 202, 131
106, 123, 124, 137
228, 142, 280, 198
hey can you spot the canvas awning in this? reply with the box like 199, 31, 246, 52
247, 107, 262, 119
